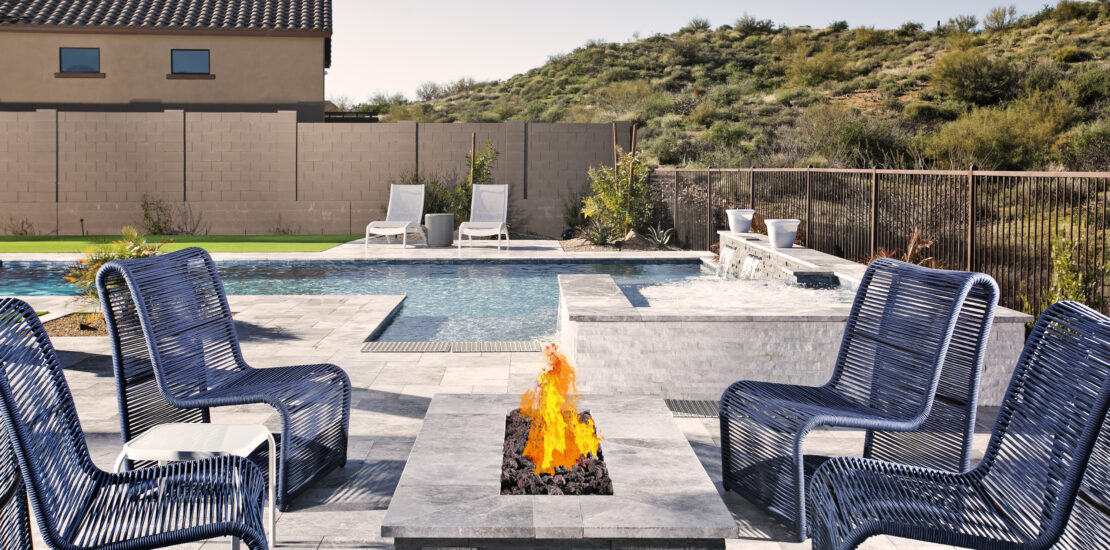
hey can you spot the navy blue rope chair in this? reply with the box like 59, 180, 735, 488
719, 258, 999, 540
0, 401, 30, 549
808, 301, 1110, 550
96, 247, 352, 511
0, 297, 268, 549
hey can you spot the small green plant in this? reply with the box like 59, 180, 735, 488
139, 194, 209, 235
646, 226, 674, 249
1022, 235, 1107, 319
562, 190, 589, 233
790, 47, 848, 86
583, 219, 617, 245
581, 149, 653, 235
63, 226, 165, 306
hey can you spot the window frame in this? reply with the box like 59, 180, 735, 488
58, 47, 101, 74
170, 49, 211, 75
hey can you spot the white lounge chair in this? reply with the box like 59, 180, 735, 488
458, 184, 510, 249
365, 184, 427, 248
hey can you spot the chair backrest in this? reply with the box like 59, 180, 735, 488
469, 184, 508, 224
385, 183, 425, 225
0, 298, 99, 545
979, 301, 1110, 543
862, 271, 998, 472
96, 247, 239, 441
829, 259, 998, 428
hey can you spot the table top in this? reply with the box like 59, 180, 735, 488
123, 423, 272, 461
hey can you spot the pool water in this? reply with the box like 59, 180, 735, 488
0, 260, 709, 342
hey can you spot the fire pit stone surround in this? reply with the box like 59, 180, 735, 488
382, 393, 736, 550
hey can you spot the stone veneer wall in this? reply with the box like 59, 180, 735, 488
557, 238, 1032, 406
0, 109, 631, 236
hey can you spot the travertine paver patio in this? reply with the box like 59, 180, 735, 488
8, 240, 981, 549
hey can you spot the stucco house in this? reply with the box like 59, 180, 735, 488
0, 0, 331, 121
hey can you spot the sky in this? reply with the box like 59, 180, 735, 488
325, 0, 1050, 103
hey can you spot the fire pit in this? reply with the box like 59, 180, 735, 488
502, 345, 613, 496
384, 345, 733, 548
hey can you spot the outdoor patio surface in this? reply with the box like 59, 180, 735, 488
10, 240, 981, 549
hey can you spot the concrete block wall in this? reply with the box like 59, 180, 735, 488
0, 111, 629, 236
58, 110, 185, 234
527, 122, 631, 237
0, 109, 56, 232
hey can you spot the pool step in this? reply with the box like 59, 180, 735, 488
361, 341, 542, 353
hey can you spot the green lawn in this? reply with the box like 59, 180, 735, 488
0, 235, 361, 253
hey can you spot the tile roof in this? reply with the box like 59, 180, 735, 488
0, 0, 331, 33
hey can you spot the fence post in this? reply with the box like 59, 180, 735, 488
967, 164, 977, 270
870, 167, 878, 257
673, 170, 679, 240
749, 167, 755, 210
805, 165, 812, 247
706, 169, 712, 250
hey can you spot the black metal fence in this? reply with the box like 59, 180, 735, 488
649, 168, 1110, 315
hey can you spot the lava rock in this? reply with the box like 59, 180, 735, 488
500, 409, 614, 496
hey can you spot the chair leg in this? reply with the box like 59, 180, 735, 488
230, 536, 240, 550
505, 229, 510, 250
364, 229, 370, 250
402, 232, 407, 248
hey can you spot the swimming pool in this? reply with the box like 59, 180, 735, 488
0, 260, 710, 342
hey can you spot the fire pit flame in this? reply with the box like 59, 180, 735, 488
519, 344, 601, 475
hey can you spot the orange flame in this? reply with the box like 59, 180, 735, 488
519, 343, 601, 475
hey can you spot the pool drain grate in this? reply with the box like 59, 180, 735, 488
665, 399, 720, 418
361, 341, 542, 353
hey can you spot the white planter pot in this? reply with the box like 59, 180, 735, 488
726, 209, 755, 233
765, 219, 801, 248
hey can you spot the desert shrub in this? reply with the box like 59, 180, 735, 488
415, 81, 443, 102
925, 90, 1077, 169
903, 102, 942, 122
829, 20, 849, 32
686, 100, 724, 127
1, 217, 36, 236
984, 5, 1018, 30
1021, 57, 1065, 92
64, 226, 164, 306
706, 120, 752, 146
1063, 119, 1110, 170
1052, 45, 1094, 63
649, 129, 703, 165
681, 17, 711, 33
667, 34, 702, 65
852, 26, 889, 48
581, 149, 652, 235
780, 103, 909, 167
139, 194, 208, 235
670, 95, 699, 116
1054, 0, 1101, 22
1069, 68, 1110, 106
641, 93, 673, 118
596, 80, 654, 114
946, 14, 980, 33
898, 21, 925, 36
789, 47, 848, 86
735, 14, 775, 35
930, 48, 1017, 105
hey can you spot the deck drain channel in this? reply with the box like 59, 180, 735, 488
665, 399, 720, 418
361, 341, 542, 353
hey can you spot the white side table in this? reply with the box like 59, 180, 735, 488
113, 423, 276, 549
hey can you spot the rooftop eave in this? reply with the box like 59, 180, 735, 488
0, 22, 331, 38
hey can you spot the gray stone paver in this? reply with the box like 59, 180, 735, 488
14, 286, 966, 550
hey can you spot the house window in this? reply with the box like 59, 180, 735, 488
171, 50, 210, 74
59, 48, 100, 73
